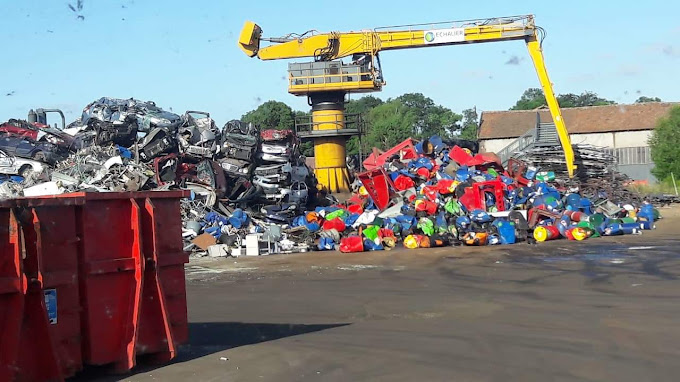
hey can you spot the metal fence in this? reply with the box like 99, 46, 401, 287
604, 146, 652, 165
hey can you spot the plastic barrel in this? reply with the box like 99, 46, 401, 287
534, 225, 561, 242
603, 223, 623, 236
620, 222, 641, 235
497, 221, 517, 244
565, 227, 589, 241
639, 220, 655, 230
564, 210, 588, 222
588, 213, 606, 230
576, 221, 600, 237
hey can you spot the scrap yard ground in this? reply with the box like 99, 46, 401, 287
84, 205, 680, 382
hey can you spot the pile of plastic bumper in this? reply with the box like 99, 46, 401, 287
264, 136, 662, 254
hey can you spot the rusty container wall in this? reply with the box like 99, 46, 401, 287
76, 195, 146, 369
74, 191, 189, 372
0, 197, 85, 381
0, 190, 189, 380
136, 196, 190, 359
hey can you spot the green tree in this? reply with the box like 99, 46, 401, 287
344, 96, 384, 155
395, 93, 434, 136
511, 88, 546, 110
649, 106, 680, 180
636, 96, 662, 103
511, 88, 615, 110
394, 93, 461, 139
557, 91, 615, 107
299, 141, 314, 157
345, 136, 361, 156
292, 110, 314, 156
364, 99, 416, 150
354, 94, 462, 151
346, 95, 383, 115
241, 100, 295, 130
459, 107, 479, 141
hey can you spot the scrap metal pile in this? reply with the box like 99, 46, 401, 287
0, 99, 662, 257
515, 144, 616, 180
0, 98, 320, 253
187, 136, 661, 257
514, 144, 643, 205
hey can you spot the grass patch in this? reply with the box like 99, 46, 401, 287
627, 177, 679, 195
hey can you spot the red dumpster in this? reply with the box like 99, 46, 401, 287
0, 196, 84, 381
0, 190, 189, 380
71, 191, 189, 372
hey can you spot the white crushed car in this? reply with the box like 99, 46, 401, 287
0, 149, 45, 178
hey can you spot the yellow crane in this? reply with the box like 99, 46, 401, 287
239, 15, 575, 192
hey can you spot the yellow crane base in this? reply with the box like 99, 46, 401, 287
314, 164, 350, 194
311, 107, 351, 193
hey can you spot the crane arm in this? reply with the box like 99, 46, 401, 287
239, 16, 535, 60
238, 15, 576, 178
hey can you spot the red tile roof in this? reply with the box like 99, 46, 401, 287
478, 102, 679, 140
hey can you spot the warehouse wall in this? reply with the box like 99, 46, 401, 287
613, 130, 652, 148
481, 129, 657, 182
569, 132, 613, 146
569, 131, 651, 148
480, 138, 515, 153
483, 130, 654, 154
617, 164, 656, 182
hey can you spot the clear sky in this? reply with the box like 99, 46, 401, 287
1, 0, 678, 126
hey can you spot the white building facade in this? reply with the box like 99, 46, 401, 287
478, 103, 678, 182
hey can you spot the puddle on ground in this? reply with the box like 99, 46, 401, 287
511, 252, 635, 265
509, 244, 680, 266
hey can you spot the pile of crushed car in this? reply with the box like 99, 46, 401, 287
0, 98, 664, 258
0, 98, 321, 241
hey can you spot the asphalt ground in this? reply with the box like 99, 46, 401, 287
80, 205, 680, 382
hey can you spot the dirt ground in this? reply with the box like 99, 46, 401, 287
83, 205, 680, 381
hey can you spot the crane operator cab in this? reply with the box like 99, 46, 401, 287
288, 57, 383, 96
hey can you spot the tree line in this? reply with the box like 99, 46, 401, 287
241, 90, 663, 156
242, 93, 478, 156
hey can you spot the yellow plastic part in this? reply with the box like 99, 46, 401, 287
569, 227, 588, 241
289, 79, 379, 95
533, 226, 552, 242
403, 235, 420, 249
238, 21, 261, 57
312, 109, 350, 193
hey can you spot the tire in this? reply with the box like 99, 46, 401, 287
18, 165, 34, 179
32, 152, 47, 162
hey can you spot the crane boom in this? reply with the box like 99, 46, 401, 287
240, 16, 536, 61
238, 15, 576, 189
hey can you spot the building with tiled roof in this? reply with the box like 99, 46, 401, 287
478, 102, 678, 182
